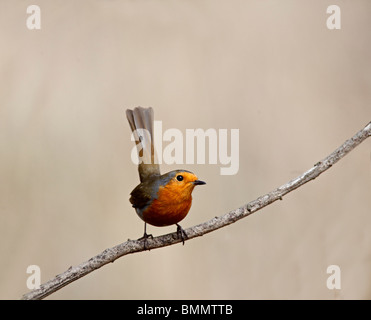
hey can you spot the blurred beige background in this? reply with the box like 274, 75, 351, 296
1, 0, 370, 299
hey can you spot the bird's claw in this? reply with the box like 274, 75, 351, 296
138, 232, 153, 250
176, 224, 188, 245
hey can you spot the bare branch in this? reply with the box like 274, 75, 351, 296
21, 121, 371, 300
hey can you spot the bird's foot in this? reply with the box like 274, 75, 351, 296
138, 232, 153, 250
176, 224, 188, 245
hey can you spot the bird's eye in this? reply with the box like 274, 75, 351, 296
176, 175, 183, 181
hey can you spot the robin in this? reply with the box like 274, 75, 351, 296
126, 107, 206, 248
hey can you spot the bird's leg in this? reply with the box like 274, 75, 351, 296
176, 224, 188, 245
138, 223, 153, 250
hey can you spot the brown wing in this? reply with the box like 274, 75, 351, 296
129, 181, 155, 210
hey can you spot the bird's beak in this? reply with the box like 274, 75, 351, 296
193, 180, 206, 185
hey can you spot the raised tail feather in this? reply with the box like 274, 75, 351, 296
126, 107, 160, 182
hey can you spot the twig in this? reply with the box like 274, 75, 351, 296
21, 121, 371, 300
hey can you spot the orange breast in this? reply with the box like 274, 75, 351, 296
142, 185, 193, 227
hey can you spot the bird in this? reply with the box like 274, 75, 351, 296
126, 107, 206, 248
